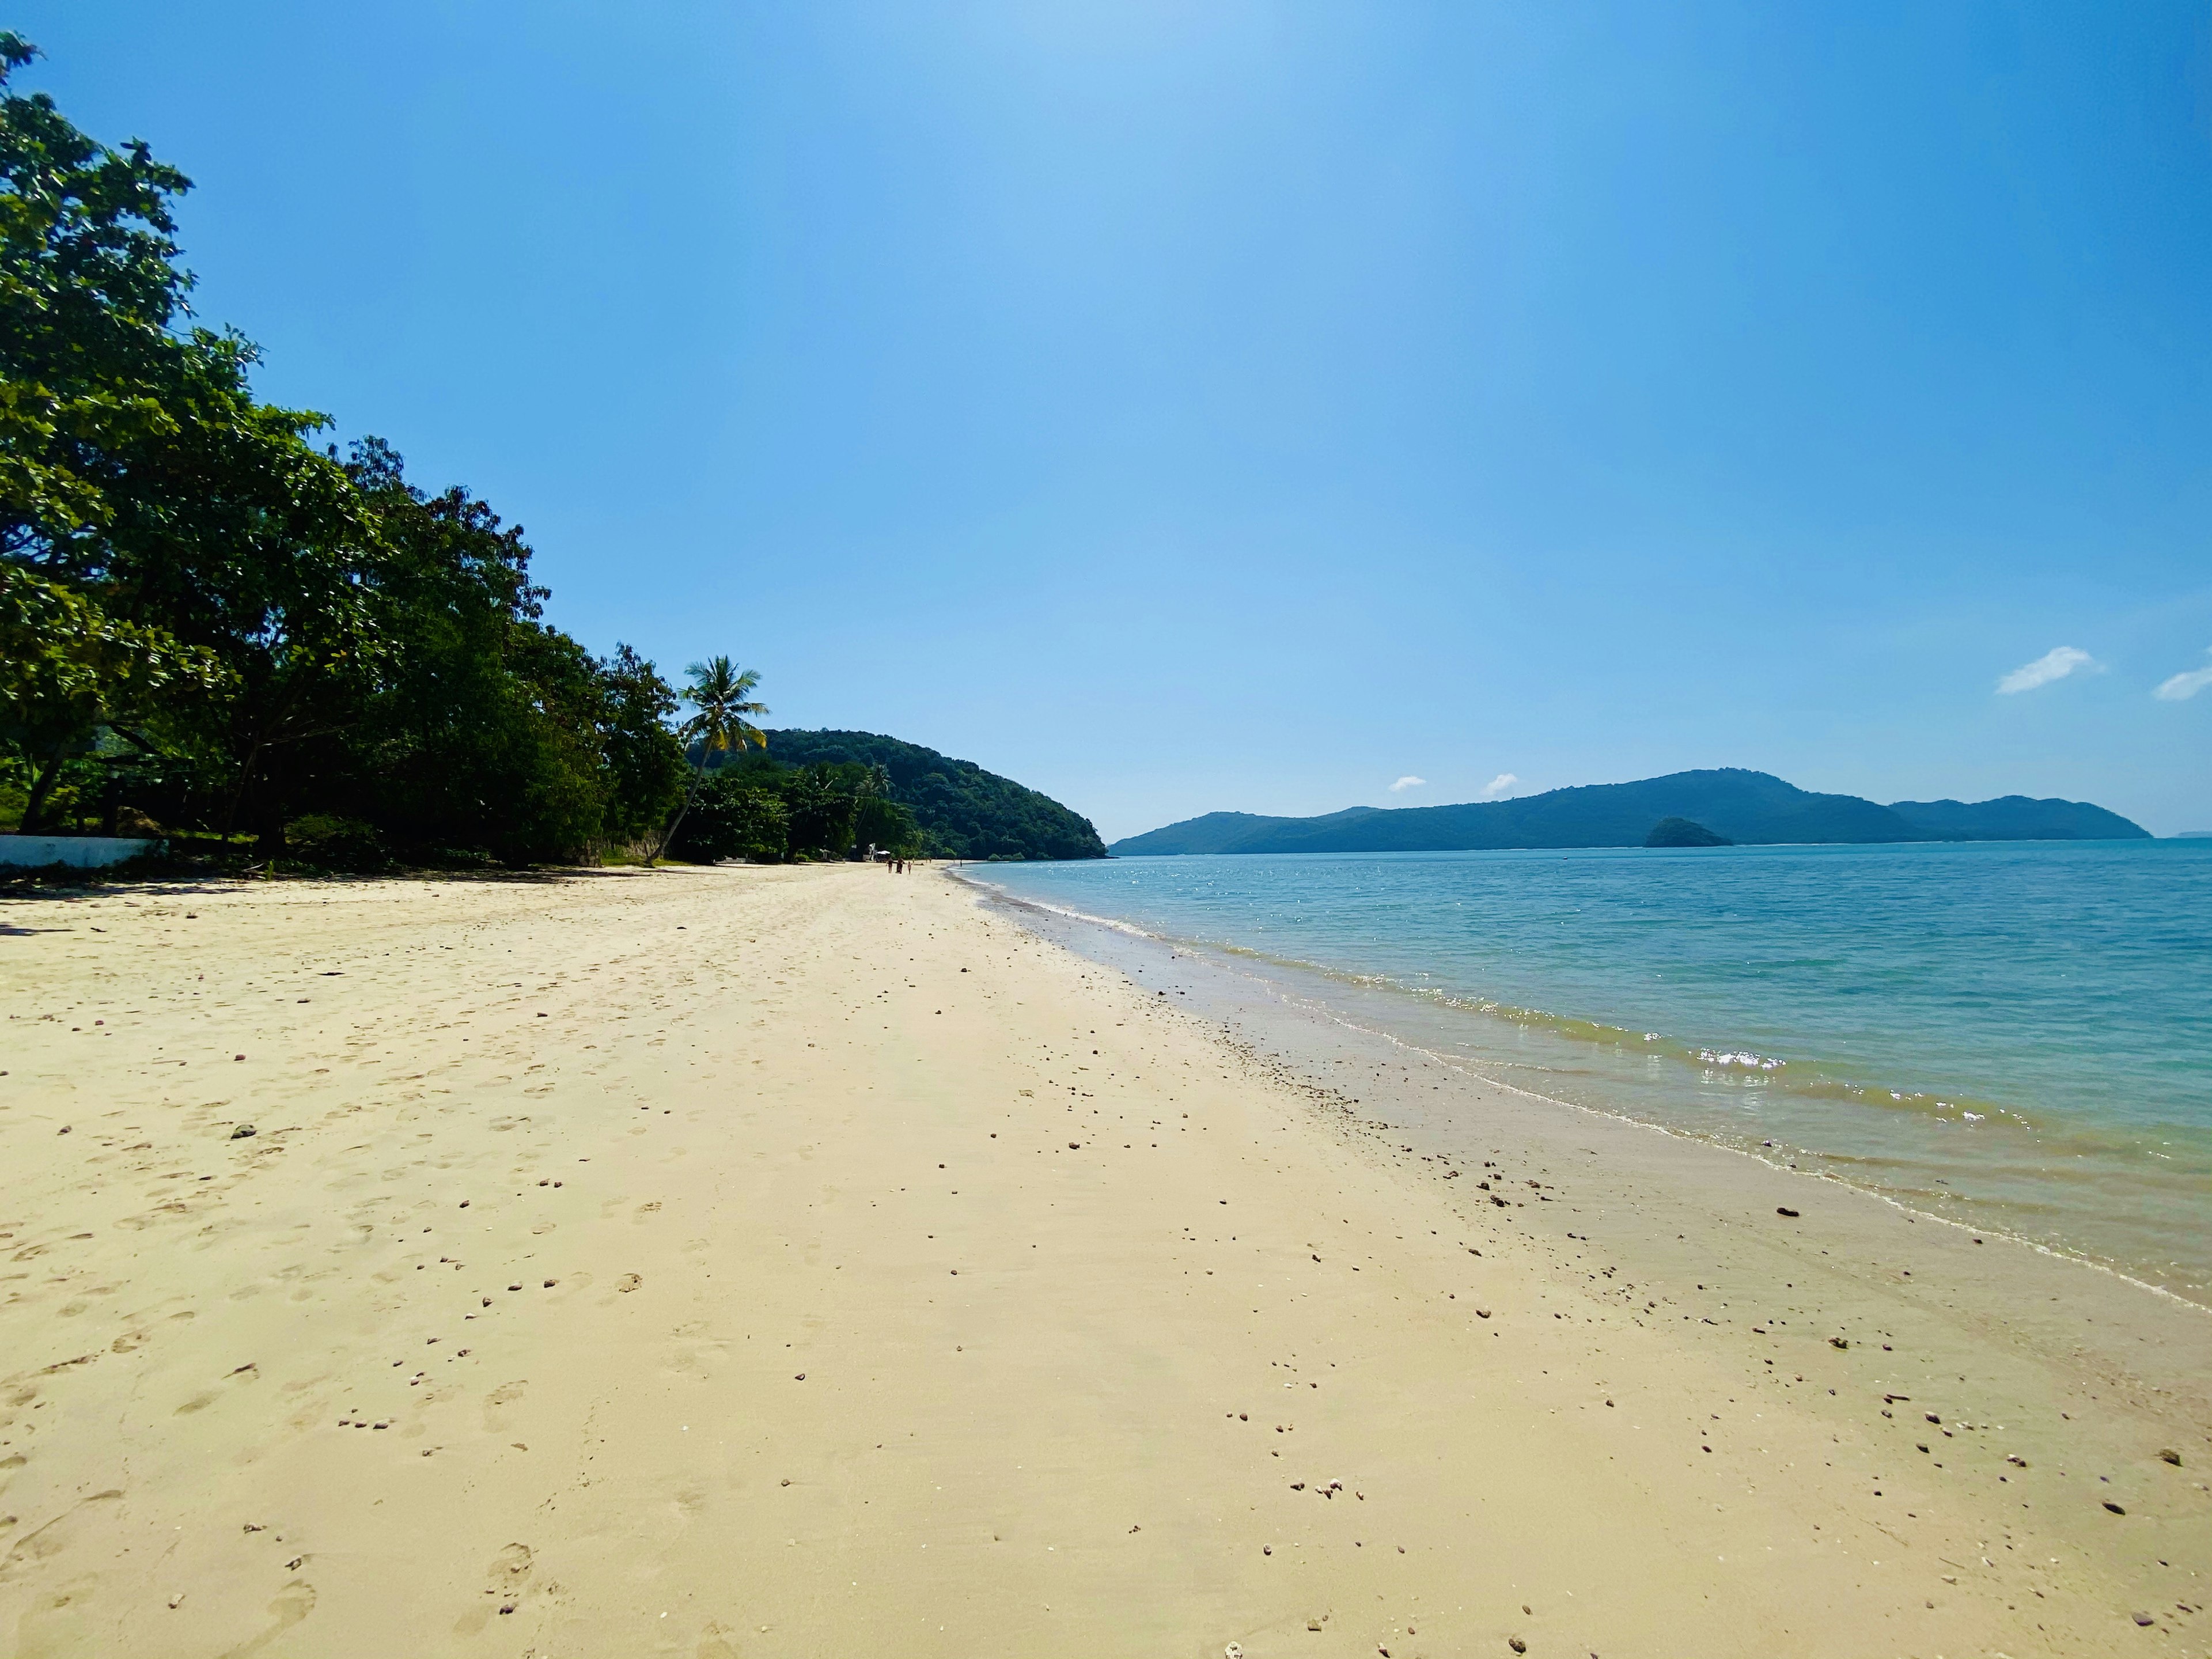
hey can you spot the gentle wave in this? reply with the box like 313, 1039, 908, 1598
1077, 917, 2047, 1135
963, 842, 2212, 1299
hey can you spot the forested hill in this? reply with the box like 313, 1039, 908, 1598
1885, 796, 2148, 840
761, 731, 1106, 861
1109, 770, 2149, 855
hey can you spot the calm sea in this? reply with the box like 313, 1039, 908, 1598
968, 841, 2212, 1303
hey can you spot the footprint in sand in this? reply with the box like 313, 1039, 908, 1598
453, 1542, 535, 1635
0, 1487, 123, 1583
224, 1580, 317, 1658
482, 1380, 527, 1433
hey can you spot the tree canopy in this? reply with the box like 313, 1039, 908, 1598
0, 36, 685, 863
1, 35, 1106, 872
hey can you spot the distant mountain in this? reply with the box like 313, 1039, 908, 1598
1108, 769, 2148, 856
760, 730, 1106, 861
1886, 796, 2151, 842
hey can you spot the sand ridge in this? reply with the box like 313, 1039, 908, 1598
0, 864, 2200, 1655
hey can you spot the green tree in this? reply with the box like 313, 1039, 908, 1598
683, 656, 768, 762
0, 563, 225, 828
339, 438, 683, 863
852, 790, 919, 857
596, 643, 687, 842
784, 763, 859, 858
1, 33, 380, 854
666, 770, 788, 864
655, 656, 767, 859
2, 36, 694, 867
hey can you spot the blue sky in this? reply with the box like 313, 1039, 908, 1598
21, 2, 2212, 837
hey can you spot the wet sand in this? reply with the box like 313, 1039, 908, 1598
1, 863, 2206, 1656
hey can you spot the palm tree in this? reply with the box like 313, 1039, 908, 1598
682, 656, 768, 764
653, 656, 768, 861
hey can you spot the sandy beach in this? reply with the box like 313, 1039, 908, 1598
2, 862, 2206, 1657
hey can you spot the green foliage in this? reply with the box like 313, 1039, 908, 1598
334, 440, 684, 862
653, 653, 768, 859
783, 763, 860, 858
758, 730, 1105, 860
665, 770, 789, 864
0, 561, 225, 828
0, 39, 688, 864
852, 791, 919, 855
666, 757, 925, 864
2, 35, 378, 849
597, 643, 688, 840
681, 656, 767, 763
1, 39, 1103, 872
283, 813, 389, 873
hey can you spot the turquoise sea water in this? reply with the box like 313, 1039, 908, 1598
969, 841, 2212, 1301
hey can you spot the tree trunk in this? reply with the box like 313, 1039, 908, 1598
221, 737, 263, 843
653, 764, 704, 863
253, 793, 287, 862
20, 755, 62, 834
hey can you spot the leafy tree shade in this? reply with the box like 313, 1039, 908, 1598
756, 730, 1105, 860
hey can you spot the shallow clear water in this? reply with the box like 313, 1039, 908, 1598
969, 841, 2212, 1300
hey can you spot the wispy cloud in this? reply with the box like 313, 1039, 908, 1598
1389, 775, 1425, 792
2154, 647, 2212, 702
1478, 772, 1520, 800
1996, 645, 2097, 695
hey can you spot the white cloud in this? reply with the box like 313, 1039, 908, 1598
1389, 775, 1425, 792
1478, 772, 1520, 800
2155, 648, 2212, 702
1996, 645, 2097, 695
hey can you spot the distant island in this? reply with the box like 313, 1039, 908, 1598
1644, 816, 1732, 847
1109, 768, 2150, 856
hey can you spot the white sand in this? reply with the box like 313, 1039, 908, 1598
1, 863, 2205, 1656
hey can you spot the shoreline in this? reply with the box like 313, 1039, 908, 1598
963, 870, 2209, 1309
968, 865, 2212, 1368
957, 857, 2212, 1307
2, 865, 2206, 1654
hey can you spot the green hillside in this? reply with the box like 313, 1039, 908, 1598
758, 730, 1105, 861
1885, 796, 2150, 841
